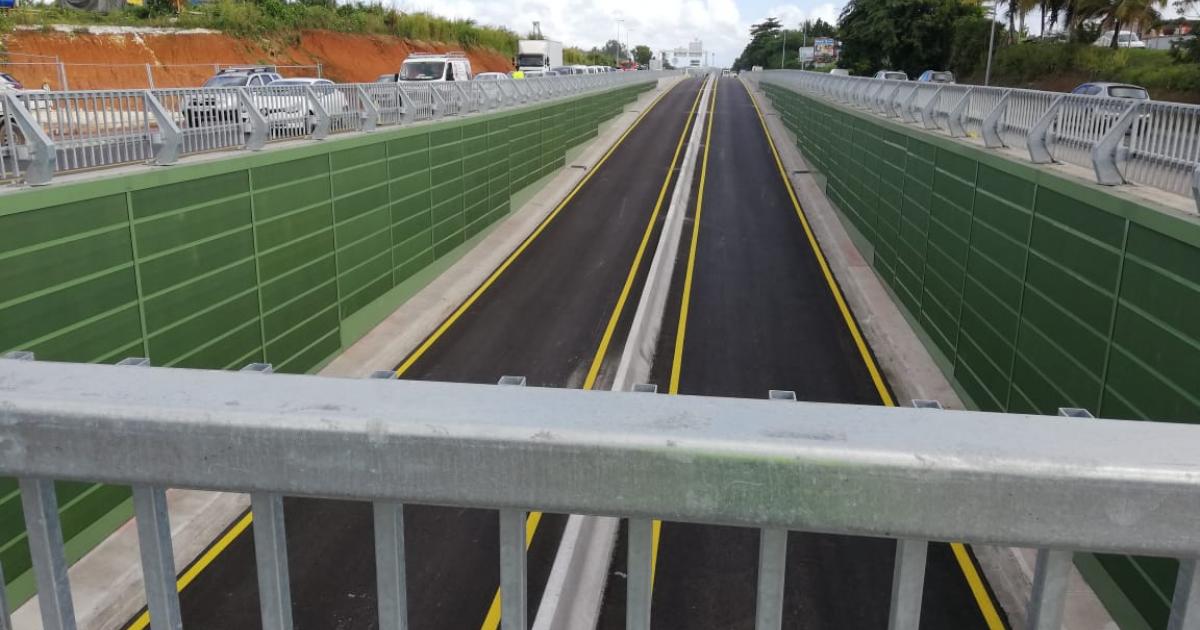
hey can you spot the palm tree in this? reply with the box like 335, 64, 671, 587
1076, 0, 1166, 47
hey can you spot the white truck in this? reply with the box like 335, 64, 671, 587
516, 40, 564, 73
396, 52, 473, 82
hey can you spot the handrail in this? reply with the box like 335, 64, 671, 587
0, 357, 1199, 629
750, 70, 1200, 213
0, 70, 676, 186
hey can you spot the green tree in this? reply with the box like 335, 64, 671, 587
633, 45, 652, 65
602, 39, 627, 62
1076, 0, 1167, 48
837, 0, 983, 76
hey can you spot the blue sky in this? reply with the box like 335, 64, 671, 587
400, 0, 843, 67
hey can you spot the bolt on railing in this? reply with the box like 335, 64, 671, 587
749, 70, 1200, 213
2, 355, 1200, 630
0, 70, 675, 187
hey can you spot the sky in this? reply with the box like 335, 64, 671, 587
397, 0, 844, 67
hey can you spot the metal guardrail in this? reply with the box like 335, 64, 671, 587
1, 355, 1199, 630
751, 70, 1200, 213
0, 71, 673, 187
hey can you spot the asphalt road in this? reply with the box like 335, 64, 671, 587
141, 76, 706, 630
596, 77, 1009, 629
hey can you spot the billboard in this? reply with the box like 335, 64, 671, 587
814, 37, 838, 63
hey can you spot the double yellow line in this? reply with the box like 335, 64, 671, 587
127, 78, 695, 630
658, 77, 1005, 629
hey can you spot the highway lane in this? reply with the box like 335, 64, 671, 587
598, 77, 1010, 629
124, 76, 706, 630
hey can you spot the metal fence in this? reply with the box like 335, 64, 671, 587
750, 70, 1200, 213
0, 70, 672, 186
2, 355, 1199, 630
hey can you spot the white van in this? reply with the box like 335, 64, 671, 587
397, 52, 473, 82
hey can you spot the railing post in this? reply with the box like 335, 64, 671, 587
355, 85, 379, 132
20, 478, 76, 630
395, 85, 415, 123
1027, 94, 1065, 164
143, 91, 182, 166
900, 85, 920, 124
2, 91, 56, 185
1, 556, 11, 630
921, 86, 945, 130
428, 86, 446, 119
948, 87, 973, 138
1193, 164, 1200, 216
1027, 548, 1072, 630
1090, 101, 1139, 185
236, 88, 267, 151
1168, 559, 1199, 630
304, 87, 330, 140
883, 83, 902, 118
250, 492, 293, 630
981, 89, 1012, 148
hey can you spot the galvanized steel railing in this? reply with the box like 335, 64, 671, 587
2, 355, 1200, 630
0, 71, 673, 187
751, 70, 1200, 212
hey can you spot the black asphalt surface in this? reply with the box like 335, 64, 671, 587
598, 78, 1007, 629
154, 76, 705, 630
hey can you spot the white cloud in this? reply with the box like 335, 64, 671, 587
394, 0, 844, 67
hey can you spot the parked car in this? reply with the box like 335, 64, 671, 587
829, 68, 850, 76
397, 52, 472, 82
261, 77, 349, 131
202, 66, 283, 88
1071, 82, 1150, 101
551, 66, 577, 75
872, 70, 908, 80
375, 73, 398, 83
474, 72, 510, 80
182, 66, 284, 129
917, 70, 955, 83
1093, 31, 1146, 48
0, 72, 23, 90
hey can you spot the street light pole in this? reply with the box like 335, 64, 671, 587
781, 29, 786, 69
984, 0, 998, 85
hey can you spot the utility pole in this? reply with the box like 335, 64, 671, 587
616, 18, 624, 65
984, 0, 998, 85
802, 21, 807, 69
780, 28, 786, 69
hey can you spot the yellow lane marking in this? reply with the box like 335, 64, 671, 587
126, 511, 254, 630
741, 78, 1006, 630
477, 76, 700, 624
581, 82, 707, 390
648, 77, 719, 590
479, 511, 543, 630
394, 80, 682, 379
668, 80, 718, 396
124, 81, 685, 630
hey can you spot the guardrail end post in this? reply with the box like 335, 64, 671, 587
236, 88, 267, 151
3, 91, 57, 186
143, 91, 182, 166
948, 88, 973, 138
1090, 102, 1139, 186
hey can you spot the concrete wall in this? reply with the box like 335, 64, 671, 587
0, 81, 650, 610
764, 83, 1200, 629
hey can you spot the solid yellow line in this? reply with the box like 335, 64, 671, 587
741, 78, 1005, 630
479, 511, 543, 630
741, 78, 894, 406
649, 77, 719, 592
668, 81, 718, 396
580, 81, 706, 390
125, 82, 683, 630
125, 511, 255, 630
395, 80, 680, 379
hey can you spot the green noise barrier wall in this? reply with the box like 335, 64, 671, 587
763, 82, 1200, 630
0, 81, 651, 610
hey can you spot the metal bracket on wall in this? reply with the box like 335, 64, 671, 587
1090, 101, 1139, 186
304, 87, 331, 140
3, 91, 57, 186
1027, 95, 1065, 164
1191, 164, 1200, 215
356, 85, 379, 132
981, 90, 1012, 149
236, 88, 268, 151
143, 91, 182, 166
921, 86, 945, 130
947, 88, 973, 138
900, 86, 921, 124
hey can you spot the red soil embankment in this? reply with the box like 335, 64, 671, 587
0, 29, 514, 89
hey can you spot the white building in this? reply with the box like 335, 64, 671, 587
665, 39, 705, 68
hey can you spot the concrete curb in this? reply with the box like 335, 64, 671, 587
742, 78, 1118, 630
12, 76, 684, 630
531, 74, 716, 630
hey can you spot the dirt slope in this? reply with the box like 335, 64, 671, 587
0, 29, 514, 89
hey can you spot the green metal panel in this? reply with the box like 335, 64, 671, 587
763, 84, 1200, 629
0, 80, 654, 613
